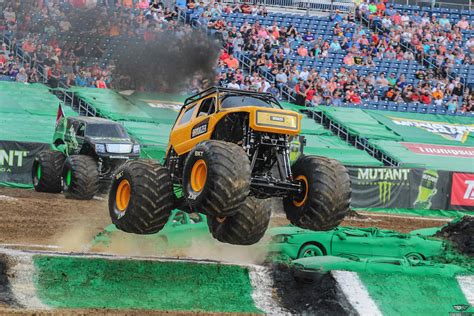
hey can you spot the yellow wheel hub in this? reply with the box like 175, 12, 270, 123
293, 175, 309, 207
190, 159, 207, 192
116, 179, 131, 212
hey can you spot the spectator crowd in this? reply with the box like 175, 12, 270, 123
189, 0, 473, 112
1, 0, 473, 112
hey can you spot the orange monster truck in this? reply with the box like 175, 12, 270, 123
108, 87, 351, 245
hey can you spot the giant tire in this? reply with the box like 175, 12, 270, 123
109, 159, 174, 234
62, 155, 99, 200
283, 155, 351, 231
183, 140, 251, 217
32, 150, 66, 193
207, 197, 271, 245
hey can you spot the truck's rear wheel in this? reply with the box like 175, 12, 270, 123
32, 150, 65, 193
283, 155, 351, 230
109, 159, 174, 234
183, 140, 251, 217
207, 197, 271, 245
63, 155, 99, 200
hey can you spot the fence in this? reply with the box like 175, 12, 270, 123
219, 0, 355, 13
391, 0, 473, 10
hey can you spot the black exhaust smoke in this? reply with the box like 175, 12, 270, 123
112, 31, 219, 92
7, 2, 219, 92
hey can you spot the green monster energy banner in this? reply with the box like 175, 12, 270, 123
0, 141, 50, 186
349, 167, 451, 209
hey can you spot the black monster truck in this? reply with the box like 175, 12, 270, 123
32, 116, 140, 199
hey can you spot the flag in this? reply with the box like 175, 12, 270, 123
56, 104, 65, 127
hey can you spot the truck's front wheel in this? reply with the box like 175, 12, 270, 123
283, 155, 351, 230
63, 155, 99, 200
32, 150, 65, 193
109, 159, 174, 234
183, 140, 251, 217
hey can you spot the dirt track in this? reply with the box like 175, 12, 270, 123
0, 187, 450, 248
0, 187, 455, 315
0, 187, 109, 246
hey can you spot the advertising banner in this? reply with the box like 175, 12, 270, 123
349, 167, 450, 209
367, 111, 474, 146
450, 173, 474, 210
0, 141, 49, 186
400, 142, 474, 159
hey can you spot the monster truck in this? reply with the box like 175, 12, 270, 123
109, 87, 351, 245
32, 115, 140, 199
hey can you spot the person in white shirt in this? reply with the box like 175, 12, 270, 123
400, 12, 410, 26
382, 16, 392, 29
261, 79, 271, 92
275, 69, 288, 88
227, 79, 240, 89
299, 67, 309, 81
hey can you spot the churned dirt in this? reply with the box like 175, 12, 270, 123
0, 187, 109, 247
270, 212, 449, 233
436, 216, 474, 257
0, 187, 449, 248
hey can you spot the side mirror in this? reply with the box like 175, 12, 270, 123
336, 232, 347, 240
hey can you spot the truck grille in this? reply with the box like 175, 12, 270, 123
106, 144, 132, 154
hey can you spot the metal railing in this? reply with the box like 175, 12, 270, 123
2, 32, 78, 110
390, 0, 473, 10
234, 51, 296, 102
220, 0, 355, 13
310, 108, 399, 166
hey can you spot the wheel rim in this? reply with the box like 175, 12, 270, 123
293, 175, 309, 207
190, 159, 207, 192
300, 245, 323, 258
216, 216, 227, 223
406, 253, 423, 262
36, 165, 41, 180
116, 179, 131, 212
66, 169, 72, 187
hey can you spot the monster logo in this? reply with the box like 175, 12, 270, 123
378, 181, 394, 205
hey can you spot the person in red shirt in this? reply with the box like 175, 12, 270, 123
0, 54, 6, 66
224, 54, 239, 69
376, 1, 386, 14
350, 92, 361, 104
305, 84, 316, 103
420, 91, 432, 104
96, 77, 107, 89
219, 49, 229, 61
392, 12, 401, 25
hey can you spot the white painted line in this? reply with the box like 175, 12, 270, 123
6, 253, 48, 309
332, 271, 382, 316
249, 266, 287, 315
0, 195, 17, 201
0, 243, 61, 249
457, 276, 474, 306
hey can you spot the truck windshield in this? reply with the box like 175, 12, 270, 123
86, 124, 129, 138
220, 95, 281, 109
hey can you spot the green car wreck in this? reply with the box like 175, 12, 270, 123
267, 225, 444, 261
292, 256, 469, 279
92, 210, 209, 251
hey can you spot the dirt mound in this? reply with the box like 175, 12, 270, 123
270, 263, 356, 315
436, 216, 474, 257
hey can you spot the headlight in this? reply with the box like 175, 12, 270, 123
95, 144, 106, 153
271, 234, 292, 243
133, 144, 140, 154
